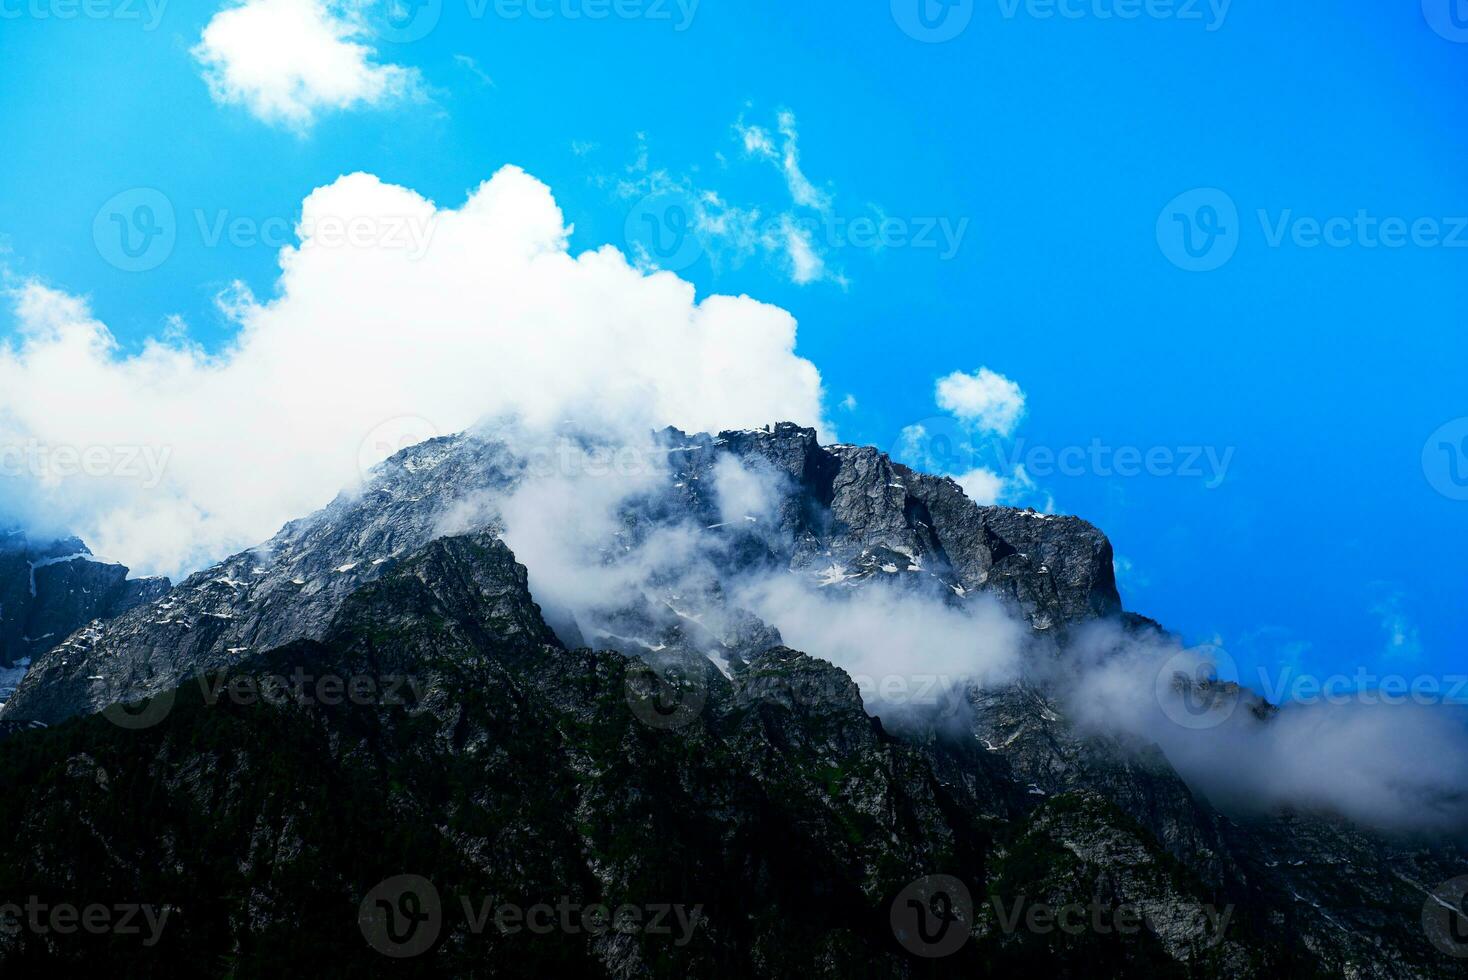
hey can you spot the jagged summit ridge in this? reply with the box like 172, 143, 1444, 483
0, 422, 1118, 725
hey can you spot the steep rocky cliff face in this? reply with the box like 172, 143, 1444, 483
0, 530, 169, 706
0, 426, 1461, 978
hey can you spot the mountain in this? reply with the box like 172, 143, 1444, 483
0, 529, 169, 709
0, 423, 1121, 725
0, 424, 1462, 977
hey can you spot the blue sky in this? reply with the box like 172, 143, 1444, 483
1, 0, 1466, 695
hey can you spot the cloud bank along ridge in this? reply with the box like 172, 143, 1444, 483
0, 165, 825, 578
432, 423, 1468, 836
1063, 619, 1468, 835
438, 434, 1028, 715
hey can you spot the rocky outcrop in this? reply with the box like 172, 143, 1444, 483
0, 424, 1118, 725
0, 530, 169, 709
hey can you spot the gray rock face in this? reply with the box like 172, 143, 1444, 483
0, 529, 169, 675
683, 424, 1119, 625
0, 424, 1118, 725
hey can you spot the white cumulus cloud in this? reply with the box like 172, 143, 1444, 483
0, 166, 827, 578
192, 0, 422, 132
935, 367, 1026, 436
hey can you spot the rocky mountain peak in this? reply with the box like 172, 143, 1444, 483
0, 429, 1461, 977
0, 423, 1122, 726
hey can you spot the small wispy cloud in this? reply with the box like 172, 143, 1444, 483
453, 54, 495, 88
735, 109, 831, 212
609, 109, 849, 287
778, 215, 825, 285
1371, 590, 1422, 662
